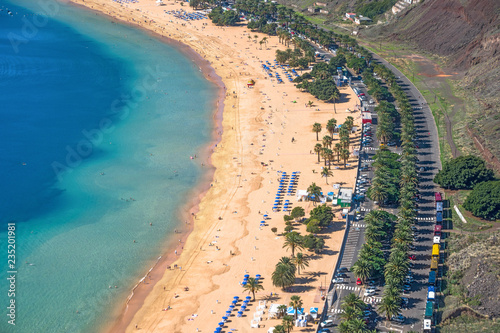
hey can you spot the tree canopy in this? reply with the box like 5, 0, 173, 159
434, 156, 495, 190
209, 7, 240, 26
463, 181, 500, 220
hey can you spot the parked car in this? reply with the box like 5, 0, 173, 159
408, 255, 416, 260
338, 267, 349, 273
356, 278, 363, 285
332, 277, 344, 284
318, 329, 332, 333
391, 314, 406, 324
320, 320, 334, 328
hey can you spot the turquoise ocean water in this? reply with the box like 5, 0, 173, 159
0, 1, 217, 332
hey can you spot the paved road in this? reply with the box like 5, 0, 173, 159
369, 53, 442, 332
316, 51, 442, 332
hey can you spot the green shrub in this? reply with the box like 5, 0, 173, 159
463, 181, 500, 220
434, 156, 494, 190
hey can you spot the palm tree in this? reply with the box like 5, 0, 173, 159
338, 321, 351, 333
340, 149, 350, 168
370, 186, 388, 206
340, 305, 361, 321
331, 90, 340, 113
273, 325, 286, 333
334, 143, 342, 162
378, 296, 400, 321
342, 293, 366, 311
289, 295, 303, 319
321, 167, 333, 184
282, 315, 294, 333
351, 259, 371, 283
322, 135, 333, 149
312, 122, 322, 141
307, 100, 314, 108
242, 277, 264, 301
277, 304, 287, 318
259, 39, 264, 49
283, 232, 304, 257
326, 118, 337, 136
314, 143, 322, 163
307, 182, 322, 205
293, 253, 310, 275
272, 260, 296, 290
348, 318, 368, 332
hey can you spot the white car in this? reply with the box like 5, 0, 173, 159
321, 320, 334, 328
364, 290, 376, 296
332, 278, 344, 284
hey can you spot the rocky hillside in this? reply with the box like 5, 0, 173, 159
364, 0, 500, 167
447, 232, 500, 317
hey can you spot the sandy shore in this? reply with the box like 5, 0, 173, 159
69, 1, 362, 332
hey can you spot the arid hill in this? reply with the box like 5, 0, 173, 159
365, 0, 500, 167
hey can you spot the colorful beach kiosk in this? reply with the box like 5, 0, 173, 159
335, 187, 353, 208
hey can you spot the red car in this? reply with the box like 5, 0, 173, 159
408, 255, 416, 260
356, 278, 363, 285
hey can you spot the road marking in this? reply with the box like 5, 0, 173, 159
351, 223, 366, 228
363, 296, 382, 304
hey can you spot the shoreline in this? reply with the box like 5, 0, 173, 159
67, 1, 228, 331
68, 1, 362, 332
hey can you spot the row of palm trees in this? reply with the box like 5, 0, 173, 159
366, 148, 401, 205
312, 118, 353, 170
338, 293, 376, 333
271, 231, 311, 290
373, 48, 420, 322
351, 210, 396, 283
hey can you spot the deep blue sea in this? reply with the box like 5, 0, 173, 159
0, 1, 217, 331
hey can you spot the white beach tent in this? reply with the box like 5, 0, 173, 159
310, 307, 319, 319
267, 328, 275, 333
267, 303, 283, 319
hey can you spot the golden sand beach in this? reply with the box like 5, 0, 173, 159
69, 1, 362, 331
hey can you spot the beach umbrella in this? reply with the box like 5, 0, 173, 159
218, 322, 224, 327
245, 296, 251, 300
244, 274, 249, 278
256, 274, 261, 278
237, 311, 243, 315
263, 214, 268, 219
234, 296, 239, 300
222, 316, 228, 321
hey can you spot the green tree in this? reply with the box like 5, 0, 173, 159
351, 259, 371, 283
306, 219, 320, 233
293, 253, 310, 275
321, 167, 333, 184
307, 182, 322, 205
242, 277, 264, 301
340, 304, 361, 321
282, 315, 294, 333
309, 204, 334, 227
312, 122, 322, 141
314, 143, 323, 163
272, 257, 296, 290
342, 292, 366, 311
283, 232, 304, 257
378, 296, 400, 321
290, 206, 305, 222
434, 155, 494, 190
326, 118, 337, 136
463, 180, 500, 220
322, 135, 333, 149
340, 148, 350, 168
273, 325, 286, 333
289, 295, 303, 319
